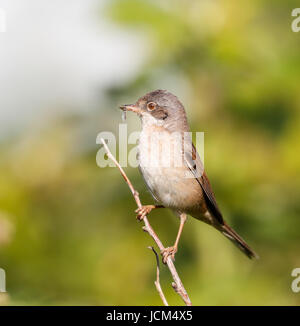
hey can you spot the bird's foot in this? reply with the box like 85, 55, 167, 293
135, 205, 156, 221
161, 246, 177, 264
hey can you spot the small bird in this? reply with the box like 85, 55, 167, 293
120, 89, 258, 263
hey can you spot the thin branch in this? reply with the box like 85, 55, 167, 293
148, 246, 169, 306
101, 138, 192, 306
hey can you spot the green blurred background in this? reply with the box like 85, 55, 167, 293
0, 0, 300, 305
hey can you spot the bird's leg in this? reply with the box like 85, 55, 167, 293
161, 213, 187, 264
135, 205, 164, 221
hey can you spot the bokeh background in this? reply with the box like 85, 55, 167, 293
0, 0, 300, 305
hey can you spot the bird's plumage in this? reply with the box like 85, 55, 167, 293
121, 89, 258, 259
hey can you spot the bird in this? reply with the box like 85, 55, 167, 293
120, 89, 258, 263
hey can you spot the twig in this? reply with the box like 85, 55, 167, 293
148, 246, 169, 306
101, 138, 192, 306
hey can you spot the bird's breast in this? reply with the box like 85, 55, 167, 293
138, 127, 206, 212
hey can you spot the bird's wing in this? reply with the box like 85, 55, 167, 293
184, 141, 224, 224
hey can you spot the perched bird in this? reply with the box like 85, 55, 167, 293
120, 90, 258, 263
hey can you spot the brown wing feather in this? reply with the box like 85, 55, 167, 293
198, 171, 224, 224
184, 142, 224, 224
184, 140, 258, 259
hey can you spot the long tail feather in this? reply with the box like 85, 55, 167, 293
220, 222, 259, 259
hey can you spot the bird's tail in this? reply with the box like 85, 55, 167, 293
220, 222, 259, 259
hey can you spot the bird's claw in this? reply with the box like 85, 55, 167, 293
135, 205, 155, 221
161, 246, 177, 264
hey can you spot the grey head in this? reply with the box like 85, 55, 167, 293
120, 89, 189, 132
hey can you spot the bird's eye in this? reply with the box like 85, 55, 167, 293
147, 102, 156, 111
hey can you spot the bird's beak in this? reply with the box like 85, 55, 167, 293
119, 104, 142, 115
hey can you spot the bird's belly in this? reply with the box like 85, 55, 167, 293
138, 127, 206, 213
139, 164, 205, 212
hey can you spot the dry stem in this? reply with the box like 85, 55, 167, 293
148, 246, 169, 306
101, 138, 192, 306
